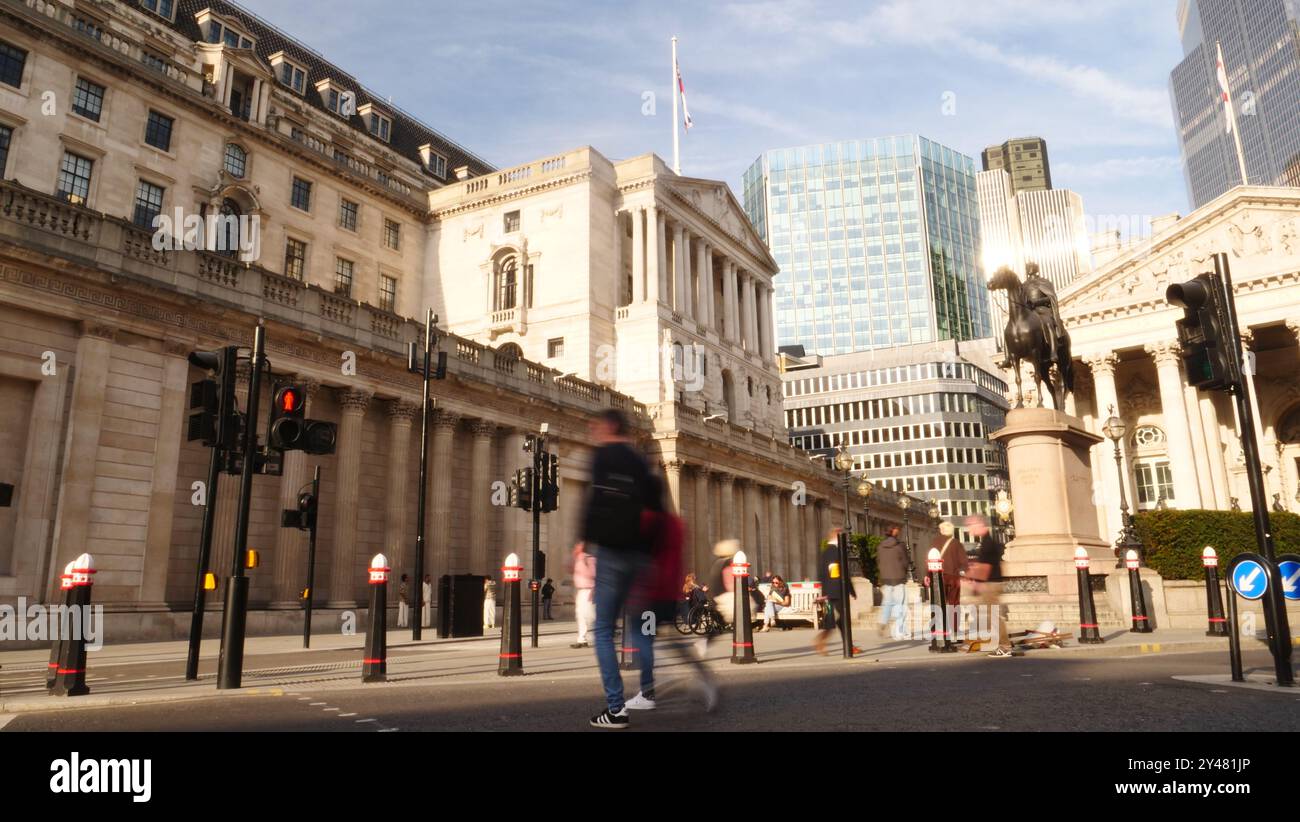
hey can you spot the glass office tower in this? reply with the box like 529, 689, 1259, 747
742, 136, 990, 356
1169, 0, 1300, 208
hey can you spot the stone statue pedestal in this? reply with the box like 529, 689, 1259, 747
991, 407, 1114, 600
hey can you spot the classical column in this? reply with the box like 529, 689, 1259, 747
272, 376, 321, 604
140, 339, 191, 605
742, 272, 757, 351
673, 224, 687, 314
766, 485, 784, 577
703, 245, 716, 331
786, 493, 804, 580
1240, 329, 1270, 510
384, 400, 419, 576
1147, 342, 1202, 508
429, 410, 459, 588
1198, 395, 1231, 510
717, 473, 737, 541
1086, 354, 1124, 541
646, 205, 660, 304
742, 479, 760, 566
723, 260, 738, 342
656, 209, 669, 304
1183, 380, 1218, 508
468, 419, 496, 576
664, 459, 684, 516
632, 208, 646, 302
328, 388, 372, 606
692, 467, 711, 576
694, 241, 707, 326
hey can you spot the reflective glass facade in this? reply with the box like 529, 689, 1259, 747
742, 136, 990, 356
1170, 0, 1300, 208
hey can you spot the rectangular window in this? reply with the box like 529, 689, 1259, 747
132, 179, 164, 228
334, 257, 353, 297
339, 199, 358, 231
0, 125, 11, 176
427, 152, 447, 178
291, 176, 312, 211
548, 337, 565, 359
284, 238, 307, 280
383, 218, 401, 250
379, 275, 397, 312
144, 110, 173, 151
140, 0, 174, 19
72, 77, 106, 122
0, 41, 26, 88
278, 61, 306, 94
504, 210, 520, 233
368, 112, 391, 142
57, 152, 94, 205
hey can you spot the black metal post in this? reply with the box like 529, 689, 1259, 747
362, 556, 388, 683
51, 561, 93, 697
531, 439, 543, 649
731, 555, 756, 664
185, 405, 225, 681
217, 323, 266, 690
619, 606, 638, 670
303, 465, 320, 649
836, 530, 854, 658
926, 550, 956, 653
412, 309, 433, 641
1110, 438, 1141, 569
499, 556, 524, 675
47, 565, 73, 690
1075, 549, 1104, 643
1225, 574, 1245, 682
1203, 547, 1228, 638
1126, 550, 1153, 633
1215, 253, 1292, 685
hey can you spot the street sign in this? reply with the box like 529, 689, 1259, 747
1229, 555, 1269, 601
1277, 554, 1300, 602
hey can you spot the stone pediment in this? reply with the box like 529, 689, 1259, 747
1060, 199, 1300, 319
667, 179, 774, 269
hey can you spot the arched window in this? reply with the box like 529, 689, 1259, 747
216, 198, 241, 258
497, 342, 522, 360
223, 143, 247, 178
1132, 425, 1166, 448
493, 253, 518, 312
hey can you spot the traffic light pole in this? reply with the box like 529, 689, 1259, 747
412, 309, 434, 641
218, 322, 266, 690
184, 446, 222, 681
530, 438, 543, 649
1214, 253, 1293, 685
303, 465, 320, 649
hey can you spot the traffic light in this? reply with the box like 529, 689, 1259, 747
188, 346, 240, 450
540, 453, 559, 513
281, 487, 318, 531
510, 468, 534, 511
1166, 273, 1240, 391
269, 385, 307, 450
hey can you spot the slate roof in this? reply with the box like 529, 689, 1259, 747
162, 0, 494, 181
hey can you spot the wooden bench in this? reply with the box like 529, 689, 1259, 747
758, 581, 824, 628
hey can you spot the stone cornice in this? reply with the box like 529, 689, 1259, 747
430, 170, 595, 221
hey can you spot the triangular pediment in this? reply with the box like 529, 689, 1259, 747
665, 177, 776, 270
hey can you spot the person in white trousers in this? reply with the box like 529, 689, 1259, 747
571, 544, 596, 648
483, 577, 497, 629
397, 574, 410, 629
421, 574, 432, 628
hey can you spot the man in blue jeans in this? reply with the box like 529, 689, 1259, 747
578, 409, 662, 729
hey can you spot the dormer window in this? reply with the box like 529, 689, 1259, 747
197, 11, 254, 49
316, 79, 355, 118
359, 104, 391, 142
139, 0, 175, 21
418, 144, 447, 179
270, 52, 306, 95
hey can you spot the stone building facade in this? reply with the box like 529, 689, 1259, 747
0, 0, 847, 641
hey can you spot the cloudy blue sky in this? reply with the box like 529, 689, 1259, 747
247, 0, 1190, 229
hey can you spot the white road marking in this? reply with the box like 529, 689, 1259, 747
323, 707, 340, 712
338, 712, 357, 717
297, 697, 311, 701
308, 702, 327, 706
355, 718, 377, 723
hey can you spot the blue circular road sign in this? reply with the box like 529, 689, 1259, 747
1230, 557, 1269, 601
1277, 554, 1300, 603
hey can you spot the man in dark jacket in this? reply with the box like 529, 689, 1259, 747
876, 526, 909, 639
579, 408, 664, 729
813, 528, 861, 656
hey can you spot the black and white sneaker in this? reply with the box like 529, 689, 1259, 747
589, 707, 630, 729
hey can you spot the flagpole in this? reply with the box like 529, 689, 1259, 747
671, 35, 680, 175
1218, 40, 1249, 186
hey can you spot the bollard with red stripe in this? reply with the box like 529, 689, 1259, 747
731, 551, 756, 664
51, 553, 95, 697
1075, 548, 1104, 644
1127, 549, 1153, 634
47, 561, 76, 692
618, 606, 638, 671
926, 548, 956, 653
362, 553, 389, 683
1202, 546, 1228, 637
498, 553, 524, 676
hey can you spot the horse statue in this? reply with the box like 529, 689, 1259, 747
987, 263, 1074, 410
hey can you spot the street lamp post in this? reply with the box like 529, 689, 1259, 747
899, 495, 914, 582
1103, 404, 1144, 568
856, 477, 874, 535
834, 446, 854, 532
994, 490, 1014, 542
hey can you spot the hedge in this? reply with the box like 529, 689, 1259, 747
1132, 509, 1300, 580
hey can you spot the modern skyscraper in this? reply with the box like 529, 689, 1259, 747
981, 137, 1052, 195
975, 169, 1092, 342
1169, 0, 1300, 208
742, 136, 990, 357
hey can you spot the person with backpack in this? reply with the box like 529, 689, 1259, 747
578, 409, 664, 729
541, 578, 556, 620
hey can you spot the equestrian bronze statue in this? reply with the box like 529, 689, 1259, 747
987, 262, 1074, 410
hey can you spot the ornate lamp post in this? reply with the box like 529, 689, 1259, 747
899, 495, 914, 582
1102, 404, 1144, 567
856, 477, 874, 534
994, 489, 1015, 542
834, 446, 855, 532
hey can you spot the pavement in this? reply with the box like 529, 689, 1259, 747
0, 614, 1286, 720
